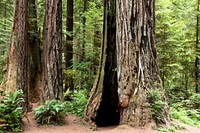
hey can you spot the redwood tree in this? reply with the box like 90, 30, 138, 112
27, 0, 42, 103
84, 0, 170, 127
84, 0, 119, 127
17, 0, 29, 110
65, 0, 74, 91
43, 0, 63, 100
116, 0, 170, 126
0, 0, 41, 110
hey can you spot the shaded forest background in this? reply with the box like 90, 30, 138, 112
0, 0, 200, 131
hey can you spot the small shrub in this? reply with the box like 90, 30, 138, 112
148, 89, 162, 102
186, 93, 200, 109
0, 89, 24, 132
170, 107, 200, 128
148, 89, 168, 124
151, 100, 166, 121
166, 86, 189, 104
158, 124, 185, 132
0, 53, 7, 84
65, 89, 88, 117
34, 100, 67, 125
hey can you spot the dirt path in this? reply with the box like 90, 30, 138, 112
22, 112, 200, 133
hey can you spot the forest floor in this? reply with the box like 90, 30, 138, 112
22, 112, 200, 133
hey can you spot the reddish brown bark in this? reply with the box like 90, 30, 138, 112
116, 0, 170, 126
16, 0, 29, 110
84, 0, 170, 128
1, 0, 41, 110
43, 0, 63, 100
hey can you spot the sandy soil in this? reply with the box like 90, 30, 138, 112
22, 112, 200, 133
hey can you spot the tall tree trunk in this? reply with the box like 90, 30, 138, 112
195, 0, 199, 93
185, 73, 189, 97
4, 0, 7, 30
65, 0, 74, 92
116, 0, 170, 126
0, 0, 41, 109
27, 0, 42, 103
43, 0, 63, 100
79, 0, 88, 88
1, 0, 41, 103
17, 0, 29, 110
84, 0, 170, 128
84, 0, 119, 127
0, 0, 18, 92
82, 0, 87, 60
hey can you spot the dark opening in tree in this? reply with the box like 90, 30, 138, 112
84, 0, 120, 127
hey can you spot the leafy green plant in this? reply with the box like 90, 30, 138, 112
148, 89, 162, 102
64, 61, 96, 91
166, 86, 189, 104
186, 93, 200, 109
0, 89, 24, 132
148, 89, 168, 124
34, 100, 67, 125
65, 89, 88, 117
158, 123, 185, 132
170, 107, 200, 128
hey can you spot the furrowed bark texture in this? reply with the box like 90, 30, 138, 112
84, 0, 119, 127
1, 0, 41, 108
116, 0, 169, 126
17, 0, 29, 110
43, 0, 63, 100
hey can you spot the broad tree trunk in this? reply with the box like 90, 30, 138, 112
84, 0, 119, 127
65, 0, 74, 92
1, 0, 41, 109
116, 0, 170, 126
17, 0, 29, 110
43, 0, 63, 100
84, 0, 170, 128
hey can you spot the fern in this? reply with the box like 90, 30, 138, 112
34, 100, 67, 125
0, 89, 24, 132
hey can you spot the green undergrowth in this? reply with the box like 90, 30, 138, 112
157, 123, 185, 132
0, 89, 24, 132
64, 89, 88, 117
170, 106, 200, 128
34, 100, 67, 125
169, 93, 200, 128
148, 89, 189, 132
148, 89, 168, 124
